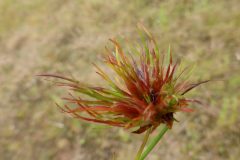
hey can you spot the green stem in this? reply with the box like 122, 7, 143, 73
139, 125, 169, 160
134, 128, 152, 160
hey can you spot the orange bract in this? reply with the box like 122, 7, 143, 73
39, 27, 208, 134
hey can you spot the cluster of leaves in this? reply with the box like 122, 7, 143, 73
40, 26, 208, 134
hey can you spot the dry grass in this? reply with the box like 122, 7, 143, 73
0, 0, 239, 160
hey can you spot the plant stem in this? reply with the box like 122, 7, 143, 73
139, 125, 168, 160
134, 127, 152, 160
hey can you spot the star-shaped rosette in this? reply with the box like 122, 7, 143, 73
39, 27, 207, 134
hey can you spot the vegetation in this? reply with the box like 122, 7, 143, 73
0, 0, 239, 160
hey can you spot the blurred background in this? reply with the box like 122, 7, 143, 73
0, 0, 239, 160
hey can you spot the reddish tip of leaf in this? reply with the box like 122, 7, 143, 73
179, 107, 194, 112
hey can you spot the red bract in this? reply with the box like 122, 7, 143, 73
39, 27, 208, 134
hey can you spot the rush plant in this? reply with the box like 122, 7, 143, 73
39, 25, 208, 160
